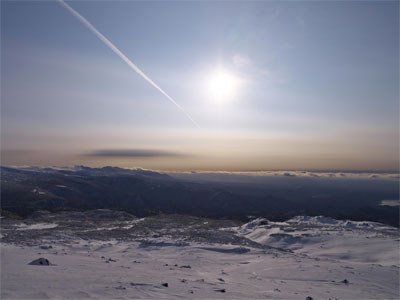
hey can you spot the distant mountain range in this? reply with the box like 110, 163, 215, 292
1, 166, 398, 227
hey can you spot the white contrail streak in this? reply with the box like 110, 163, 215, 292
58, 0, 199, 128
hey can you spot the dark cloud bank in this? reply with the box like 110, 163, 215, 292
88, 149, 184, 158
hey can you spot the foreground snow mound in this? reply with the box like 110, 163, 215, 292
232, 216, 399, 266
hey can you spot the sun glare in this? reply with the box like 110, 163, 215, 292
207, 70, 238, 102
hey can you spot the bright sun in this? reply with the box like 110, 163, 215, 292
207, 70, 238, 102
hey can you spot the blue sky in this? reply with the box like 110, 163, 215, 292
1, 1, 398, 171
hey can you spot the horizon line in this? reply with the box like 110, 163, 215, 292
2, 164, 399, 175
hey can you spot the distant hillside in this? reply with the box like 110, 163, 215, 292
1, 166, 398, 227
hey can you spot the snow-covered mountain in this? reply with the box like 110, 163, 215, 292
1, 211, 398, 299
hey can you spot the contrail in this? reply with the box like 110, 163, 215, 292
58, 0, 199, 128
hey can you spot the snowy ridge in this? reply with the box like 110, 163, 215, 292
232, 216, 399, 266
287, 215, 398, 231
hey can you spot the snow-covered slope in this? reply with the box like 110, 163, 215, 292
232, 216, 399, 266
1, 212, 399, 299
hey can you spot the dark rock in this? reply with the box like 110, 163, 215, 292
161, 283, 168, 287
305, 297, 313, 300
215, 288, 226, 293
40, 245, 53, 249
180, 265, 191, 269
114, 285, 126, 290
342, 279, 349, 284
28, 258, 51, 266
130, 283, 151, 286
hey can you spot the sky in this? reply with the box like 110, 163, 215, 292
1, 0, 399, 171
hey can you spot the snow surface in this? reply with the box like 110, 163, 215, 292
15, 223, 59, 231
1, 213, 399, 299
